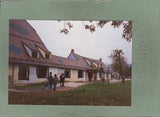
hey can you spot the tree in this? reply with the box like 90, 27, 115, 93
123, 64, 132, 79
59, 20, 132, 42
109, 49, 127, 83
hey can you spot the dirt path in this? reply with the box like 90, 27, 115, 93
9, 82, 88, 92
8, 79, 131, 92
109, 79, 131, 83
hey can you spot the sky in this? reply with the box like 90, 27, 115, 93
27, 20, 132, 64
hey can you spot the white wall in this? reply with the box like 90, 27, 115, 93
29, 66, 38, 82
58, 69, 65, 74
104, 73, 107, 79
49, 67, 65, 79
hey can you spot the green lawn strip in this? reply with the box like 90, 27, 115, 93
34, 81, 131, 105
10, 82, 44, 89
11, 80, 70, 90
72, 81, 87, 83
9, 81, 131, 105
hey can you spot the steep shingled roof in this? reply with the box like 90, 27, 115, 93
9, 20, 53, 67
69, 52, 109, 72
51, 55, 91, 70
9, 20, 108, 72
9, 20, 50, 57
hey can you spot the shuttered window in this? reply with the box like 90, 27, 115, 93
18, 66, 29, 80
37, 66, 47, 78
78, 70, 83, 78
65, 69, 70, 78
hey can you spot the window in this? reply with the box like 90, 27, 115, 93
78, 70, 83, 78
9, 44, 23, 55
32, 50, 38, 58
37, 66, 47, 78
24, 44, 32, 57
45, 53, 50, 59
18, 66, 29, 80
65, 69, 70, 78
57, 58, 64, 64
10, 23, 29, 35
92, 63, 97, 68
24, 44, 39, 58
85, 59, 92, 65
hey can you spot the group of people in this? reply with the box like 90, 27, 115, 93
41, 72, 65, 91
94, 73, 105, 82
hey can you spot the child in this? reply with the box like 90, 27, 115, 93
41, 79, 49, 90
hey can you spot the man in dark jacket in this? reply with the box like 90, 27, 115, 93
60, 73, 63, 87
48, 72, 53, 89
53, 74, 58, 91
60, 73, 65, 87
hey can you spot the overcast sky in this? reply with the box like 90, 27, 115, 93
27, 20, 132, 64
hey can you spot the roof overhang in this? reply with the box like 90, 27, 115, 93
9, 58, 90, 70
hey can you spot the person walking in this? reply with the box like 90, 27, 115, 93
41, 78, 49, 90
53, 74, 58, 91
48, 72, 53, 89
60, 73, 65, 87
60, 73, 63, 87
94, 73, 97, 82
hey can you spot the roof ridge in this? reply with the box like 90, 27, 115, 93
73, 52, 99, 61
52, 54, 78, 61
26, 20, 46, 45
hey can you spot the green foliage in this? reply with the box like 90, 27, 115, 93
110, 49, 126, 73
123, 65, 132, 78
97, 21, 132, 42
109, 49, 131, 83
59, 20, 132, 42
84, 24, 95, 33
11, 82, 44, 89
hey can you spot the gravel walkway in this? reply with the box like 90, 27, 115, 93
8, 79, 131, 92
9, 82, 88, 92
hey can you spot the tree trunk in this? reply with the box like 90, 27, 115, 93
122, 76, 125, 83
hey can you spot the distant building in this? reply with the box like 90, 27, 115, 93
9, 20, 109, 85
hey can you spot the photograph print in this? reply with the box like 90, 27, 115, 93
8, 20, 132, 106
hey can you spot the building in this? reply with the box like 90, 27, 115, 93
8, 20, 109, 85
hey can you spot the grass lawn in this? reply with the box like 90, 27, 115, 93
11, 80, 70, 90
11, 82, 44, 89
9, 81, 131, 106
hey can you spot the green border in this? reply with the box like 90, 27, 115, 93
0, 0, 160, 117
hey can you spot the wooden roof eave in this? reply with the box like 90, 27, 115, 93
9, 58, 90, 71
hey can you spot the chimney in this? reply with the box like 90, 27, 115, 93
99, 58, 102, 61
71, 49, 74, 52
